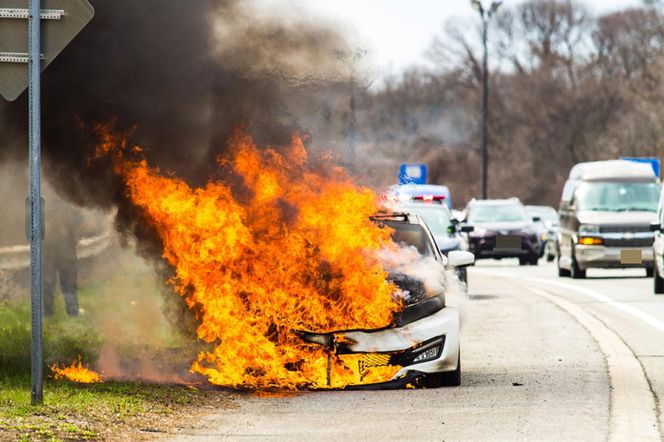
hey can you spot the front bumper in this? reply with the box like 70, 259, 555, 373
576, 245, 653, 268
301, 307, 460, 387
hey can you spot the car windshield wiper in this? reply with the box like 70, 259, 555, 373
614, 207, 656, 212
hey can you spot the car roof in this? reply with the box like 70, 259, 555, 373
370, 212, 426, 226
393, 184, 450, 196
525, 205, 556, 212
468, 197, 522, 207
568, 160, 656, 182
397, 203, 452, 213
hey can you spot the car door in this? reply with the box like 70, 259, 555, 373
558, 180, 577, 267
654, 192, 664, 275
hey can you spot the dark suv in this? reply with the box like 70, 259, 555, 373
464, 198, 540, 265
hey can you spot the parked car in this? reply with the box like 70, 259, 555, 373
396, 203, 474, 283
299, 212, 474, 388
557, 160, 660, 279
525, 205, 560, 261
395, 203, 474, 255
390, 184, 454, 210
464, 198, 540, 265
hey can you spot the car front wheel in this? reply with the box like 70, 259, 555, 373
420, 350, 461, 388
570, 246, 586, 279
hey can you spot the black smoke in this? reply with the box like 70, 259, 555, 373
1, 0, 352, 206
0, 0, 355, 329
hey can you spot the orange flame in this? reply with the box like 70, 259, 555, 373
97, 126, 404, 389
51, 355, 103, 384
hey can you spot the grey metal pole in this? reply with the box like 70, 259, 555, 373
349, 92, 357, 163
29, 0, 43, 406
481, 17, 489, 200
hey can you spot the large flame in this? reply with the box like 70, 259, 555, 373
97, 127, 405, 389
51, 355, 103, 384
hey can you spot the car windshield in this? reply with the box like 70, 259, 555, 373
526, 207, 559, 223
402, 207, 452, 237
381, 221, 434, 256
575, 182, 660, 212
468, 204, 529, 223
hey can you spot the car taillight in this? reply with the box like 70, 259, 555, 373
578, 237, 603, 246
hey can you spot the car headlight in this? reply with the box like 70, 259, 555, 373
579, 224, 600, 234
540, 232, 549, 241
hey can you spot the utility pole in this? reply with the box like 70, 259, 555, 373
28, 0, 44, 406
334, 48, 369, 164
471, 1, 502, 199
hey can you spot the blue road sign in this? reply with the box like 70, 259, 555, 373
399, 163, 427, 185
621, 157, 660, 178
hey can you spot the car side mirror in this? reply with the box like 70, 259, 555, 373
447, 250, 475, 268
532, 216, 541, 223
650, 222, 662, 232
460, 224, 474, 233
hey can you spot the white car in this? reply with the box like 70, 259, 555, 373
300, 212, 474, 388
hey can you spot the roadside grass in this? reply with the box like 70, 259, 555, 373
0, 247, 222, 441
0, 373, 214, 441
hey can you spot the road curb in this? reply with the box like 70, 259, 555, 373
526, 286, 660, 441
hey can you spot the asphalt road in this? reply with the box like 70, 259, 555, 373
169, 260, 664, 441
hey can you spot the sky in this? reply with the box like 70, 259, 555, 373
257, 0, 643, 74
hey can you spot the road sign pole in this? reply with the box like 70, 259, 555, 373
29, 0, 43, 406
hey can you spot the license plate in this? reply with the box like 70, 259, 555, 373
495, 235, 521, 250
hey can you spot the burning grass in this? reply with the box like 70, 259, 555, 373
97, 127, 412, 389
51, 355, 103, 384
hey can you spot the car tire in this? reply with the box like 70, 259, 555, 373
546, 253, 555, 262
646, 267, 654, 278
421, 350, 461, 388
457, 267, 467, 284
654, 265, 664, 294
518, 257, 528, 266
557, 253, 570, 277
570, 247, 586, 279
529, 254, 539, 266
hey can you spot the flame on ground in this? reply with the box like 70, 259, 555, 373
51, 355, 103, 384
96, 126, 405, 389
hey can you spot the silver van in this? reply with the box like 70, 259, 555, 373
557, 160, 660, 279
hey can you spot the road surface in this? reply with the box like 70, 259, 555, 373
168, 260, 663, 441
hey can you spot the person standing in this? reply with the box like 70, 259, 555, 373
42, 189, 81, 317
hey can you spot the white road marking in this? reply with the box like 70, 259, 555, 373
475, 269, 664, 334
528, 286, 660, 441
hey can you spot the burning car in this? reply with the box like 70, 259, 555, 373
299, 212, 474, 388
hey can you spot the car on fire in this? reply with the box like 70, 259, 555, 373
299, 212, 474, 388
464, 198, 541, 265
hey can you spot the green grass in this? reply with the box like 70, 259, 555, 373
0, 248, 214, 440
0, 373, 205, 441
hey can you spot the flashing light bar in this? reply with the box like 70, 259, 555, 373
413, 195, 445, 202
